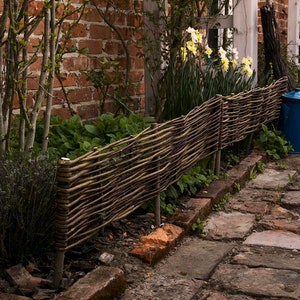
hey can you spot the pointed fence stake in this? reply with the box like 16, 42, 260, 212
53, 250, 65, 288
151, 123, 161, 227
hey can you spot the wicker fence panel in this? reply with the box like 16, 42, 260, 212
55, 96, 223, 251
55, 77, 288, 253
221, 77, 288, 148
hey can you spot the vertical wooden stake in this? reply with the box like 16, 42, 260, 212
216, 149, 221, 177
151, 123, 161, 227
155, 194, 161, 227
53, 250, 65, 288
211, 152, 217, 174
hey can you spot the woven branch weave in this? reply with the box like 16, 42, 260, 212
55, 77, 288, 251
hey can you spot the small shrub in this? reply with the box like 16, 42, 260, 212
257, 124, 293, 160
0, 155, 56, 263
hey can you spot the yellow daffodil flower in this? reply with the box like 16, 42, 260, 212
205, 46, 213, 58
241, 56, 253, 66
243, 65, 253, 77
186, 27, 202, 44
232, 59, 238, 67
186, 40, 197, 55
221, 57, 229, 72
194, 30, 202, 44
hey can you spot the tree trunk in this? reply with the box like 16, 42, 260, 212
42, 0, 56, 153
260, 4, 293, 90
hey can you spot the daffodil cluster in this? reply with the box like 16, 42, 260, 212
181, 27, 254, 78
163, 26, 256, 120
218, 47, 253, 77
181, 27, 212, 62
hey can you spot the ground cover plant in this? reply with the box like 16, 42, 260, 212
0, 156, 56, 263
256, 124, 293, 160
37, 113, 155, 160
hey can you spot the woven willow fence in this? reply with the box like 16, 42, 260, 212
53, 77, 288, 285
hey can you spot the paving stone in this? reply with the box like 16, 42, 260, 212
270, 154, 300, 170
287, 180, 300, 191
55, 266, 126, 300
226, 194, 271, 215
281, 190, 300, 207
259, 215, 300, 234
202, 291, 228, 300
196, 290, 256, 300
226, 188, 281, 207
158, 238, 234, 280
0, 293, 31, 300
212, 264, 300, 299
244, 230, 300, 250
122, 274, 203, 300
232, 245, 300, 272
203, 212, 255, 240
247, 168, 296, 190
269, 204, 300, 219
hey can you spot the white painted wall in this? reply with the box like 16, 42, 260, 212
233, 0, 258, 82
288, 0, 300, 63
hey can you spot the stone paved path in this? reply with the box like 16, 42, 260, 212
122, 155, 300, 300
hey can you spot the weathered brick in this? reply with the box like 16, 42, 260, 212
62, 56, 90, 72
0, 293, 30, 300
90, 24, 112, 40
170, 198, 212, 230
130, 223, 184, 264
55, 267, 126, 300
78, 39, 103, 55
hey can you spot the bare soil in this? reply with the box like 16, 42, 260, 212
0, 210, 162, 299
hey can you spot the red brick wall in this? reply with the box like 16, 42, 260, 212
258, 0, 289, 45
1, 0, 145, 120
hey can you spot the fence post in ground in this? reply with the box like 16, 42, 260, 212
216, 95, 224, 177
215, 150, 221, 177
52, 157, 71, 288
53, 250, 65, 288
151, 123, 161, 226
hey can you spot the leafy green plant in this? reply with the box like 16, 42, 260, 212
249, 167, 257, 180
191, 218, 204, 234
233, 182, 241, 192
214, 192, 231, 211
256, 161, 265, 173
141, 157, 216, 215
0, 155, 56, 263
41, 114, 154, 159
248, 161, 265, 180
255, 214, 262, 221
257, 124, 293, 160
288, 173, 295, 185
278, 163, 286, 170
